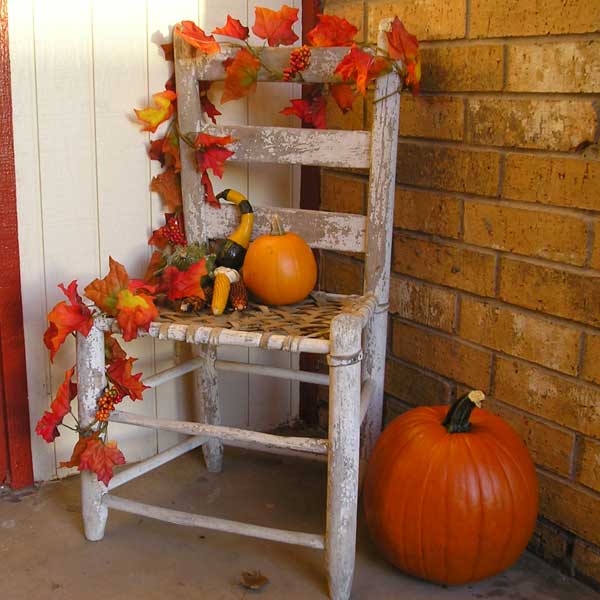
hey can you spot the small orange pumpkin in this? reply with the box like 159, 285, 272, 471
363, 391, 538, 586
243, 215, 317, 305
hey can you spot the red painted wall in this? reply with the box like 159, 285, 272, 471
0, 0, 34, 489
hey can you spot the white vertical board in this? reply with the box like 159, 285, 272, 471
8, 0, 54, 480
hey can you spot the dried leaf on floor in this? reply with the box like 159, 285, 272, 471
240, 570, 269, 590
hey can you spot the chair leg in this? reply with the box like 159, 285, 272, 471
77, 326, 108, 541
326, 314, 362, 600
192, 344, 223, 473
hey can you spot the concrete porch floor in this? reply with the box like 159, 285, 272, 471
1, 448, 598, 600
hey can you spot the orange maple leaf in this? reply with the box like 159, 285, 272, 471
213, 15, 249, 40
221, 48, 261, 104
386, 17, 419, 62
335, 46, 390, 96
252, 5, 299, 47
85, 257, 130, 316
175, 21, 220, 55
330, 83, 358, 114
163, 259, 208, 301
78, 438, 126, 486
144, 251, 168, 288
199, 81, 222, 124
306, 14, 358, 47
107, 357, 148, 401
44, 281, 93, 362
35, 367, 77, 443
161, 42, 174, 61
281, 96, 327, 129
162, 130, 181, 171
134, 90, 177, 133
115, 289, 158, 342
60, 432, 99, 469
105, 332, 127, 363
150, 167, 182, 212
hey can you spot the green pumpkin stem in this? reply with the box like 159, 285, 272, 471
270, 214, 285, 237
442, 390, 485, 433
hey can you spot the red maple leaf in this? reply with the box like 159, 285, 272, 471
85, 257, 130, 316
78, 438, 126, 486
148, 226, 169, 250
281, 95, 327, 129
148, 137, 166, 166
405, 59, 421, 95
386, 17, 419, 62
221, 49, 261, 104
144, 251, 168, 288
199, 81, 222, 124
306, 14, 358, 47
213, 15, 249, 40
134, 90, 177, 133
163, 259, 208, 301
195, 133, 236, 178
107, 357, 148, 401
59, 433, 96, 469
335, 46, 390, 96
252, 5, 299, 47
35, 367, 77, 443
175, 21, 220, 55
150, 168, 182, 212
201, 171, 220, 208
330, 83, 358, 114
161, 42, 174, 61
105, 333, 127, 363
162, 130, 181, 171
115, 289, 158, 342
44, 281, 93, 362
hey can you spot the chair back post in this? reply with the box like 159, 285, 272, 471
361, 19, 402, 458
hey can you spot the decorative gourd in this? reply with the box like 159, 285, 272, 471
211, 267, 239, 316
363, 391, 539, 586
242, 215, 317, 306
215, 189, 254, 270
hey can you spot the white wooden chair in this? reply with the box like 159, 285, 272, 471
77, 20, 401, 600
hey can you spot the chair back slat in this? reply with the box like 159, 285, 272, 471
206, 205, 366, 253
196, 125, 371, 169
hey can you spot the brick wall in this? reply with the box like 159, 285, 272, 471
319, 0, 600, 586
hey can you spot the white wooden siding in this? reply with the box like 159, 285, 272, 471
9, 0, 301, 481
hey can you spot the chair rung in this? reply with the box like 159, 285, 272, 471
110, 411, 328, 456
102, 494, 325, 550
215, 359, 329, 386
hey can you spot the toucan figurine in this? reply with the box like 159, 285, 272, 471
215, 189, 254, 270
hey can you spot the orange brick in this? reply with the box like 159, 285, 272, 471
507, 41, 600, 93
394, 187, 461, 238
320, 252, 363, 295
486, 399, 574, 476
391, 320, 492, 390
397, 142, 501, 197
582, 333, 600, 386
463, 202, 588, 266
466, 98, 597, 151
592, 222, 600, 271
459, 297, 581, 374
420, 45, 503, 92
499, 258, 600, 328
528, 520, 569, 568
323, 0, 365, 41
539, 471, 600, 547
495, 356, 600, 437
367, 0, 466, 41
503, 154, 600, 212
573, 541, 600, 582
384, 357, 452, 406
577, 437, 600, 493
389, 275, 456, 332
393, 233, 496, 296
470, 0, 600, 38
398, 95, 465, 141
320, 171, 366, 215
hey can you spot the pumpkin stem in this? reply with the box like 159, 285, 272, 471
270, 214, 285, 236
442, 390, 485, 433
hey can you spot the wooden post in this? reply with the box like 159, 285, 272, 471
362, 19, 402, 459
192, 344, 223, 473
77, 325, 108, 541
326, 313, 362, 600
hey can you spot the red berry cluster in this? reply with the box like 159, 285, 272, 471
283, 46, 311, 81
95, 387, 122, 422
165, 214, 187, 247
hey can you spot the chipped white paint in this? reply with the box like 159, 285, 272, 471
102, 494, 326, 549
142, 357, 205, 389
199, 124, 371, 169
77, 327, 108, 541
206, 204, 366, 252
361, 21, 402, 460
109, 410, 329, 456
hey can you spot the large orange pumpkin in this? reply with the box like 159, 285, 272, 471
363, 391, 538, 585
243, 215, 317, 305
